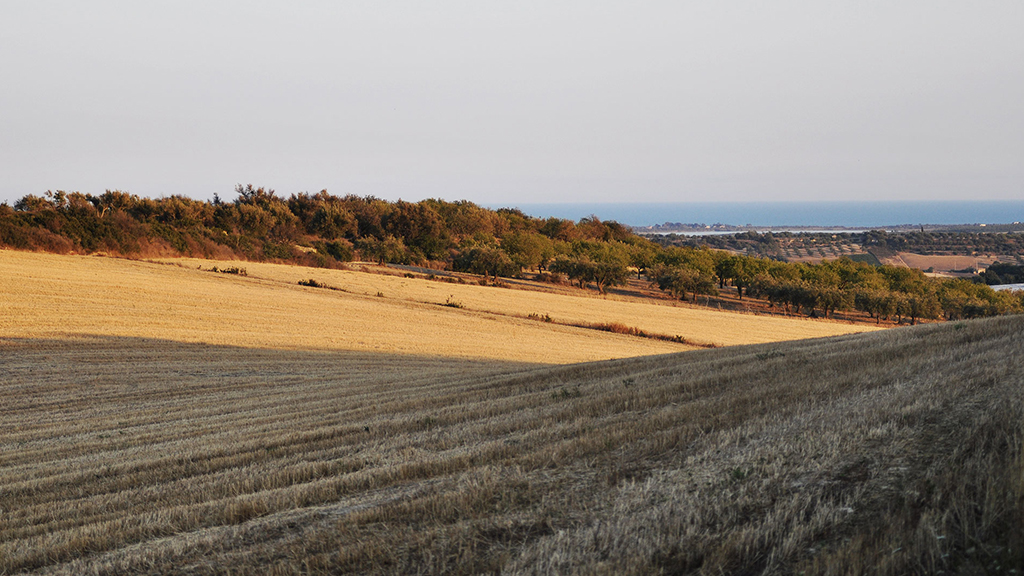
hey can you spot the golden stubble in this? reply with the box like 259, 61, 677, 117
1, 251, 877, 363
160, 256, 877, 346
0, 251, 678, 363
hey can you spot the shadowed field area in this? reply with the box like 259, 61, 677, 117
1, 316, 1021, 574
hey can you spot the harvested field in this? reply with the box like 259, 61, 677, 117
1, 314, 1021, 574
158, 256, 877, 348
0, 251, 874, 362
0, 250, 689, 363
3, 250, 1017, 574
897, 252, 998, 273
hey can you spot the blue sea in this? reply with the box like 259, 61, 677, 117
500, 201, 1024, 228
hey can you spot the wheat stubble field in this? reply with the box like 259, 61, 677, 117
1, 251, 874, 362
1, 250, 1021, 574
0, 251, 688, 364
160, 257, 875, 348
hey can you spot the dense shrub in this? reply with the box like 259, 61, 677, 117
452, 246, 518, 279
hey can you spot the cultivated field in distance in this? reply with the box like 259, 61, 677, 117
2, 309, 1020, 574
0, 251, 874, 364
896, 252, 996, 273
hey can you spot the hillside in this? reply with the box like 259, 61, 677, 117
0, 251, 872, 362
1, 267, 1021, 573
4, 189, 1022, 324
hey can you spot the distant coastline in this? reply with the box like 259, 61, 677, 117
502, 201, 1024, 229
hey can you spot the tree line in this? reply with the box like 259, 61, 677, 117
2, 186, 1022, 322
0, 186, 635, 282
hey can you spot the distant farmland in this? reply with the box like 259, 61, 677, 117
649, 228, 1024, 272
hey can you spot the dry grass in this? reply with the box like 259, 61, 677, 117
0, 250, 691, 364
1, 312, 1021, 574
1, 251, 875, 364
157, 256, 877, 347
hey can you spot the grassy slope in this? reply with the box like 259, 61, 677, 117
158, 256, 876, 348
0, 250, 688, 363
1, 251, 875, 363
2, 315, 1021, 574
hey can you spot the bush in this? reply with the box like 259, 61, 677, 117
535, 272, 563, 284
262, 241, 292, 260
593, 322, 645, 336
441, 295, 464, 308
210, 266, 247, 276
551, 256, 629, 293
357, 235, 409, 265
316, 240, 354, 262
453, 246, 518, 279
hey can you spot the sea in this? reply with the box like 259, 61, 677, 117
499, 201, 1024, 229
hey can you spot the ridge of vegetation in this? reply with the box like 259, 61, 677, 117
2, 315, 1021, 574
1, 186, 1022, 323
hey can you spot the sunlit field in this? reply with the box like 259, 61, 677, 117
160, 256, 877, 348
0, 251, 687, 364
1, 251, 874, 364
1, 250, 1018, 574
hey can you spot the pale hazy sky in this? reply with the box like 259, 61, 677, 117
2, 2, 1022, 206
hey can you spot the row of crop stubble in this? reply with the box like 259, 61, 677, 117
1, 314, 1022, 574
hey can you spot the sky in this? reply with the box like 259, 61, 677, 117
2, 1, 1022, 207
